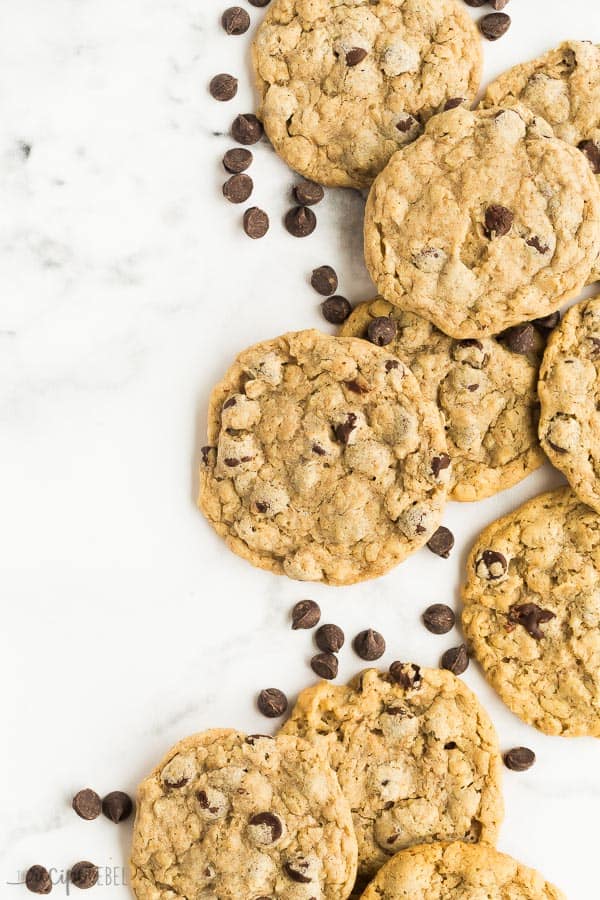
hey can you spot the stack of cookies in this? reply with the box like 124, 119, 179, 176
130, 4, 600, 899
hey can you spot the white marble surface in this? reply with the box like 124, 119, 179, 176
1, 1, 599, 897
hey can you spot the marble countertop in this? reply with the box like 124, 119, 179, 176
1, 1, 599, 897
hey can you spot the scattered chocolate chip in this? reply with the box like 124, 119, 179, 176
346, 47, 368, 66
209, 73, 238, 102
311, 651, 338, 679
102, 791, 133, 823
353, 629, 386, 660
257, 688, 288, 718
25, 866, 52, 895
484, 204, 514, 238
504, 747, 536, 771
396, 114, 418, 133
441, 644, 469, 675
508, 603, 555, 640
231, 114, 263, 145
445, 741, 458, 750
322, 295, 351, 324
479, 12, 511, 40
70, 862, 98, 891
221, 6, 251, 35
201, 446, 214, 465
223, 173, 253, 203
249, 812, 283, 842
367, 316, 397, 347
316, 623, 345, 653
431, 454, 451, 479
284, 860, 312, 883
385, 359, 399, 371
578, 139, 600, 174
526, 235, 550, 254
294, 181, 324, 206
389, 662, 422, 689
333, 413, 357, 445
345, 378, 369, 394
498, 323, 536, 355
476, 549, 508, 580
223, 397, 237, 409
312, 443, 327, 455
291, 599, 321, 630
72, 789, 102, 821
224, 457, 240, 467
223, 148, 253, 174
243, 207, 269, 239
533, 311, 560, 333
248, 0, 271, 5
444, 97, 465, 111
423, 604, 455, 635
426, 527, 455, 559
285, 206, 317, 237
311, 265, 338, 295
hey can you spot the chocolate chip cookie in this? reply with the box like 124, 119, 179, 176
280, 667, 503, 882
364, 105, 600, 338
340, 298, 546, 501
538, 294, 600, 512
483, 40, 600, 283
130, 730, 358, 900
357, 841, 565, 899
198, 329, 450, 585
462, 488, 600, 736
252, 0, 482, 188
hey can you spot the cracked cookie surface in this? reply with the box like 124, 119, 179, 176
252, 0, 482, 188
462, 488, 600, 736
280, 668, 503, 882
340, 298, 545, 501
538, 294, 600, 512
130, 729, 357, 900
198, 329, 449, 585
483, 40, 600, 283
357, 841, 565, 899
364, 105, 600, 338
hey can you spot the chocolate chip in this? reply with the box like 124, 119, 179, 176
285, 206, 317, 237
311, 265, 338, 295
346, 47, 368, 66
284, 860, 312, 883
444, 97, 465, 111
578, 139, 600, 174
209, 73, 238, 102
291, 599, 321, 630
333, 413, 357, 445
476, 549, 507, 580
504, 747, 536, 771
243, 207, 269, 239
423, 604, 455, 635
431, 454, 451, 479
396, 114, 418, 133
312, 443, 327, 455
316, 623, 345, 653
311, 651, 338, 679
498, 323, 536, 355
526, 235, 550, 254
426, 527, 455, 559
223, 148, 253, 174
25, 866, 52, 895
533, 311, 560, 333
223, 173, 253, 203
484, 204, 514, 238
322, 295, 351, 324
463, 0, 486, 5
345, 378, 369, 394
507, 603, 555, 640
367, 316, 397, 346
248, 0, 271, 5
294, 181, 324, 206
385, 359, 399, 371
70, 862, 98, 891
353, 629, 386, 660
479, 12, 511, 40
231, 114, 263, 145
224, 457, 240, 467
441, 644, 469, 675
389, 662, 422, 689
102, 791, 133, 823
249, 812, 283, 842
257, 688, 288, 717
221, 6, 250, 34
72, 789, 101, 821
201, 445, 214, 465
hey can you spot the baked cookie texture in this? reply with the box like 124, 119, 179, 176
483, 40, 600, 282
252, 0, 482, 189
462, 488, 600, 737
539, 294, 600, 512
130, 729, 358, 900
280, 667, 503, 882
364, 105, 600, 339
357, 841, 565, 899
340, 298, 545, 502
198, 329, 450, 586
